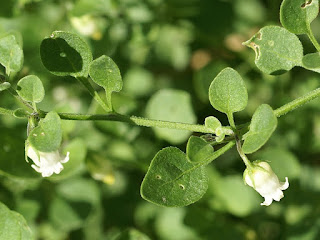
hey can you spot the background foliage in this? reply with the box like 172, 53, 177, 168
0, 0, 320, 239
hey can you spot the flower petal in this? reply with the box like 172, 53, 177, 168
261, 196, 273, 206
280, 177, 289, 190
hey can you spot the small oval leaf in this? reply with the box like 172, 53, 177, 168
40, 31, 92, 78
209, 67, 248, 114
243, 26, 303, 75
28, 111, 62, 152
242, 104, 277, 154
16, 75, 45, 103
0, 82, 10, 91
280, 0, 319, 34
141, 147, 208, 207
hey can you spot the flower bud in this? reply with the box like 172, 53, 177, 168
243, 161, 289, 206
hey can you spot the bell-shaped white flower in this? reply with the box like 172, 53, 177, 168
243, 161, 289, 206
27, 145, 70, 177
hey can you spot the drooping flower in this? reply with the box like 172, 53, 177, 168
243, 161, 289, 206
26, 145, 70, 177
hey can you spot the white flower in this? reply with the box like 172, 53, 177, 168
27, 145, 70, 177
243, 161, 289, 206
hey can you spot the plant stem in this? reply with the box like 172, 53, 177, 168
274, 87, 320, 117
227, 112, 236, 130
307, 26, 320, 52
39, 111, 213, 134
76, 76, 112, 112
235, 138, 252, 168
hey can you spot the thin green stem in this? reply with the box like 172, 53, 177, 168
227, 112, 236, 130
235, 138, 252, 168
76, 76, 111, 112
307, 26, 320, 52
274, 87, 320, 117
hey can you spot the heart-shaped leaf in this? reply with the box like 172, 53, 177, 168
28, 111, 62, 152
242, 104, 277, 154
40, 31, 92, 78
141, 147, 208, 207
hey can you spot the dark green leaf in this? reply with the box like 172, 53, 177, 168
209, 67, 248, 114
242, 104, 277, 154
28, 111, 62, 152
140, 147, 208, 207
40, 31, 92, 77
280, 0, 319, 34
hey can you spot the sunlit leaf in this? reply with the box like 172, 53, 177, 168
16, 75, 45, 103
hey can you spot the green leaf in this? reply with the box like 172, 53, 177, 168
302, 52, 320, 73
0, 34, 24, 76
204, 116, 222, 132
186, 136, 214, 163
13, 108, 30, 118
140, 147, 208, 207
209, 67, 248, 114
242, 104, 277, 154
28, 111, 62, 152
280, 0, 319, 34
89, 55, 122, 109
40, 31, 92, 78
16, 75, 45, 103
0, 201, 34, 240
243, 26, 303, 75
146, 89, 196, 144
0, 82, 10, 91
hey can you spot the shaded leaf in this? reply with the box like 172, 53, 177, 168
186, 136, 214, 163
40, 31, 92, 77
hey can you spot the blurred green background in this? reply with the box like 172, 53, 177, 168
1, 0, 320, 239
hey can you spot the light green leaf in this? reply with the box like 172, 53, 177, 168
0, 34, 24, 76
204, 116, 222, 132
40, 31, 92, 78
89, 55, 122, 109
0, 201, 34, 240
242, 104, 277, 154
146, 89, 196, 144
13, 108, 30, 118
28, 111, 62, 152
302, 52, 320, 73
115, 229, 151, 240
209, 67, 248, 114
280, 0, 319, 34
140, 147, 208, 207
243, 26, 303, 75
186, 136, 214, 163
16, 75, 45, 103
0, 82, 10, 91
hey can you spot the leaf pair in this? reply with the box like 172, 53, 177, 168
40, 31, 122, 111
